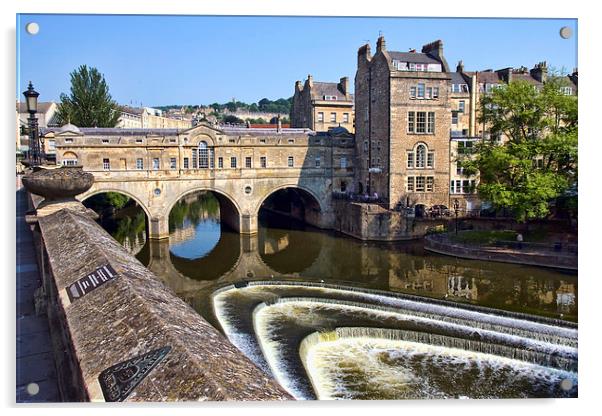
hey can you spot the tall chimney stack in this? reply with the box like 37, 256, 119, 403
339, 76, 350, 97
376, 35, 386, 53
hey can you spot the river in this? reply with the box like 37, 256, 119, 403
87, 191, 578, 400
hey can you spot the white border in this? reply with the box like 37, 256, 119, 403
3, 1, 598, 415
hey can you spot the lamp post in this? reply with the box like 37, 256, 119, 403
23, 81, 41, 167
453, 199, 460, 235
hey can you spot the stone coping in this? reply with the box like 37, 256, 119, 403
37, 207, 292, 402
424, 233, 578, 270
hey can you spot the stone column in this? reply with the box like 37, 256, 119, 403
240, 213, 258, 235
148, 216, 170, 240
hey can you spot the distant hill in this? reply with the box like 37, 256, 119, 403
156, 97, 293, 115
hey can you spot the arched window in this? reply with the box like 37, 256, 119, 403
416, 144, 426, 168
198, 141, 209, 168
62, 151, 78, 166
408, 143, 434, 169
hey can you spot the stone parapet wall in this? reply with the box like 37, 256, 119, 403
35, 207, 292, 402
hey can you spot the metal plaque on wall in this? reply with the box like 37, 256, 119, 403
98, 346, 172, 402
66, 264, 118, 303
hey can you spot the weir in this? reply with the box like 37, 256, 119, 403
212, 281, 578, 400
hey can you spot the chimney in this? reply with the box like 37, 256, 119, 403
339, 76, 350, 97
456, 60, 464, 73
358, 43, 372, 65
569, 68, 578, 86
421, 39, 449, 72
307, 74, 313, 87
530, 61, 548, 83
376, 35, 386, 53
295, 80, 302, 91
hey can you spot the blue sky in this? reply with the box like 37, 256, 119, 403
16, 14, 577, 106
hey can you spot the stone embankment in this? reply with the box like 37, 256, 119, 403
424, 233, 577, 270
33, 205, 292, 402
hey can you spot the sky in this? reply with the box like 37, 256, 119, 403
16, 14, 578, 107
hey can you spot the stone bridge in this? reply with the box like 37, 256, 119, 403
44, 123, 356, 239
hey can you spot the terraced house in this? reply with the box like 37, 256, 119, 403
290, 75, 354, 133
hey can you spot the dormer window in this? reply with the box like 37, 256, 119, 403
324, 95, 337, 101
102, 139, 109, 144
560, 86, 573, 95
65, 138, 73, 143
452, 84, 469, 93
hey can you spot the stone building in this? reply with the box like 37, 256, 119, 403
290, 75, 354, 133
117, 106, 192, 129
354, 36, 452, 210
447, 61, 579, 212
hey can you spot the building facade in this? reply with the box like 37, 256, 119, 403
290, 75, 354, 133
355, 36, 452, 210
117, 106, 192, 129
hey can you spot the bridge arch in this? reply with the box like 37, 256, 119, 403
255, 184, 326, 229
79, 187, 152, 220
166, 187, 243, 233
254, 184, 325, 216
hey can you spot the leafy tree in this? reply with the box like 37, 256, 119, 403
223, 115, 244, 124
462, 79, 577, 222
105, 192, 131, 210
56, 65, 121, 127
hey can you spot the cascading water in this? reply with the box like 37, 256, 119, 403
300, 330, 578, 400
213, 281, 578, 400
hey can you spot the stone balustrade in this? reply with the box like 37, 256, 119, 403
34, 206, 292, 402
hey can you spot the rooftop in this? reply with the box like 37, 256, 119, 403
389, 51, 440, 65
41, 124, 314, 137
16, 101, 56, 114
310, 82, 352, 102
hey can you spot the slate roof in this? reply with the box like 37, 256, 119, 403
476, 71, 503, 84
511, 73, 543, 86
41, 127, 182, 136
449, 72, 469, 85
16, 101, 56, 114
310, 82, 352, 101
389, 51, 440, 65
119, 106, 144, 115
41, 126, 314, 137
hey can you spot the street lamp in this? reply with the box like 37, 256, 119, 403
453, 199, 460, 235
23, 81, 41, 167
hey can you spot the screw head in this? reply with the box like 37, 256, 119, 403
560, 26, 572, 39
25, 22, 39, 35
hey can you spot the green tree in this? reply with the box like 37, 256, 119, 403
56, 65, 121, 127
105, 192, 131, 210
462, 79, 577, 222
223, 115, 244, 124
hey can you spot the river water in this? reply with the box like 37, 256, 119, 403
92, 191, 578, 400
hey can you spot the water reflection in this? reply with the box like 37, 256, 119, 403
101, 191, 578, 321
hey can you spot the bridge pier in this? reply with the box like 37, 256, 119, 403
149, 216, 170, 240
240, 214, 258, 235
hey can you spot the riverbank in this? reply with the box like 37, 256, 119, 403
424, 232, 578, 270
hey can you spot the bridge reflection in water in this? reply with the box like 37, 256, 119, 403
100, 190, 578, 399
126, 191, 578, 323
